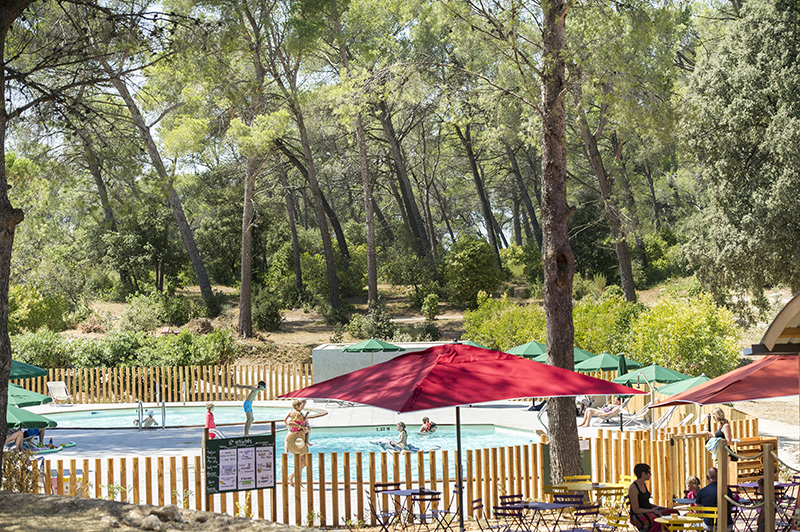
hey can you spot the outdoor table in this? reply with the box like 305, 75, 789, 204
551, 481, 616, 504
379, 488, 442, 532
672, 497, 696, 511
654, 514, 702, 529
499, 501, 574, 532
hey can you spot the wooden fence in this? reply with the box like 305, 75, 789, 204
39, 418, 760, 526
13, 363, 312, 404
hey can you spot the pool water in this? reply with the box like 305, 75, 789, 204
46, 406, 289, 429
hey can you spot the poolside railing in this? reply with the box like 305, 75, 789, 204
13, 363, 312, 404
38, 418, 761, 526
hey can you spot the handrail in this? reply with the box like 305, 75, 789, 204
771, 450, 800, 473
161, 400, 166, 430
137, 400, 144, 430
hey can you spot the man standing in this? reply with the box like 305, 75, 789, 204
695, 467, 734, 531
235, 381, 266, 435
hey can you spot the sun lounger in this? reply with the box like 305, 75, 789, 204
46, 381, 73, 405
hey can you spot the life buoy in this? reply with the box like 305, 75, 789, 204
286, 433, 307, 455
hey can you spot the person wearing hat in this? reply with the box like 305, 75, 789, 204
390, 422, 409, 450
142, 409, 158, 428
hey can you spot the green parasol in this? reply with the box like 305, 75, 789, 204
458, 339, 489, 349
574, 352, 642, 372
530, 347, 596, 364
7, 383, 52, 408
342, 339, 405, 352
655, 374, 712, 396
506, 340, 547, 359
612, 363, 691, 385
10, 360, 48, 379
6, 405, 57, 429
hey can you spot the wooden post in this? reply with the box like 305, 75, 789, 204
717, 443, 728, 529
133, 457, 140, 504
194, 455, 202, 510
764, 443, 775, 532
331, 452, 339, 527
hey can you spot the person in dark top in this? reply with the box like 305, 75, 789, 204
707, 407, 737, 463
628, 463, 678, 531
695, 467, 734, 531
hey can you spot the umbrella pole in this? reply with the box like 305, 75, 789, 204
456, 406, 465, 532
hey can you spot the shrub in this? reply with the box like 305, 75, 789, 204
421, 293, 440, 321
11, 330, 72, 368
8, 285, 70, 334
347, 304, 395, 339
463, 292, 546, 351
1, 450, 40, 492
162, 294, 191, 326
253, 290, 284, 332
118, 293, 163, 332
573, 295, 644, 357
392, 321, 440, 342
443, 236, 502, 309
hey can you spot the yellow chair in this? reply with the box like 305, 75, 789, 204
617, 474, 636, 484
604, 514, 632, 530
665, 523, 703, 532
690, 506, 718, 529
564, 474, 592, 482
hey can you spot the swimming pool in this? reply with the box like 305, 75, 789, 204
45, 406, 289, 429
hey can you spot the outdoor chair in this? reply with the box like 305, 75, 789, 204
492, 503, 527, 532
597, 514, 632, 531
690, 506, 718, 530
591, 397, 634, 426
370, 482, 403, 531
410, 491, 445, 532
678, 413, 696, 426
564, 475, 592, 482
472, 498, 507, 532
617, 475, 636, 485
560, 502, 602, 532
46, 381, 73, 405
367, 492, 400, 532
498, 493, 524, 506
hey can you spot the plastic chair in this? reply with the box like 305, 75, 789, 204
46, 381, 73, 405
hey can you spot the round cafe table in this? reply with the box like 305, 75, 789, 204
654, 515, 702, 529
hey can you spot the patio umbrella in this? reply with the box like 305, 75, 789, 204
10, 360, 47, 379
618, 354, 629, 376
652, 355, 798, 407
7, 383, 52, 407
655, 374, 712, 397
6, 404, 57, 429
612, 363, 690, 385
280, 343, 645, 532
506, 340, 547, 358
457, 339, 489, 349
530, 347, 596, 364
342, 339, 405, 352
575, 352, 643, 373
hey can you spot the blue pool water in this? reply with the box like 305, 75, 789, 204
45, 406, 289, 429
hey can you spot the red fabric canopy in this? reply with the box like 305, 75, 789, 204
652, 354, 798, 407
281, 343, 644, 411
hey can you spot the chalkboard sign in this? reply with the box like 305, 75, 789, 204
205, 434, 275, 495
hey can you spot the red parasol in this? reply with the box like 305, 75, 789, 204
652, 354, 798, 407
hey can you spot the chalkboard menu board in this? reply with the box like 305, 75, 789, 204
205, 434, 275, 495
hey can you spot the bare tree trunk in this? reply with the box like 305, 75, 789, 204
372, 198, 395, 244
432, 181, 456, 243
276, 153, 303, 292
0, 2, 32, 480
355, 114, 378, 307
614, 138, 648, 271
505, 142, 542, 249
104, 67, 215, 308
238, 155, 257, 338
576, 113, 637, 302
644, 163, 662, 230
541, 0, 582, 483
454, 124, 502, 269
512, 190, 522, 246
320, 191, 350, 268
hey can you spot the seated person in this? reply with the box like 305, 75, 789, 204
579, 397, 622, 427
419, 417, 437, 434
694, 467, 734, 531
5, 429, 23, 451
142, 410, 158, 428
576, 395, 594, 415
685, 475, 701, 499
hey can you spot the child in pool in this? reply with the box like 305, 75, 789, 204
285, 399, 312, 447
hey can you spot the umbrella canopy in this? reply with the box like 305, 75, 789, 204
457, 339, 489, 349
281, 344, 644, 532
506, 340, 547, 358
655, 374, 712, 397
653, 355, 798, 407
6, 405, 57, 429
530, 347, 596, 364
575, 352, 643, 373
612, 363, 691, 385
618, 354, 629, 376
342, 339, 405, 352
7, 383, 52, 407
10, 360, 47, 379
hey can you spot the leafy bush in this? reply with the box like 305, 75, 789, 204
118, 292, 192, 332
573, 295, 644, 357
253, 289, 284, 331
9, 285, 70, 334
1, 450, 40, 492
625, 293, 740, 377
392, 321, 440, 342
463, 292, 546, 351
162, 294, 191, 326
421, 293, 440, 321
11, 330, 72, 368
347, 304, 395, 340
137, 329, 236, 366
443, 236, 503, 309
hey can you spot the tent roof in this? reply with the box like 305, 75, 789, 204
748, 291, 800, 354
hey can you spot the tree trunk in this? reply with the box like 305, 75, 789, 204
0, 2, 32, 481
104, 67, 215, 308
615, 143, 648, 271
320, 191, 350, 269
576, 113, 637, 302
372, 198, 395, 244
432, 181, 456, 243
377, 100, 430, 256
454, 124, 502, 269
506, 142, 542, 249
276, 153, 303, 293
541, 0, 582, 483
355, 114, 378, 307
238, 155, 257, 338
644, 163, 662, 230
512, 190, 522, 246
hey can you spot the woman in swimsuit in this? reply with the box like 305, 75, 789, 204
628, 463, 677, 532
284, 399, 312, 446
707, 407, 735, 463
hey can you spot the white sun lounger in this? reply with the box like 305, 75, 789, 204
47, 381, 73, 405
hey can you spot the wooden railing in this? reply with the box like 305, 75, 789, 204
12, 363, 313, 404
39, 418, 760, 526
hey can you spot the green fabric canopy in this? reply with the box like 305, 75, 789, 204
6, 405, 57, 430
575, 352, 643, 372
655, 374, 711, 396
612, 363, 691, 385
10, 360, 47, 379
7, 383, 52, 408
458, 339, 489, 349
533, 347, 598, 364
342, 339, 405, 352
506, 340, 547, 358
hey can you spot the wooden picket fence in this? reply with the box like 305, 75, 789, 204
13, 363, 312, 404
39, 417, 761, 526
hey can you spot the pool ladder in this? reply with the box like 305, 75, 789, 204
136, 399, 167, 430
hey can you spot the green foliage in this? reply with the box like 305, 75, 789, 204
393, 321, 440, 342
8, 284, 70, 334
625, 293, 739, 377
463, 293, 546, 351
12, 329, 73, 368
346, 304, 396, 340
253, 289, 284, 332
443, 236, 502, 309
421, 293, 440, 321
573, 295, 645, 357
1, 450, 40, 492
118, 292, 192, 332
